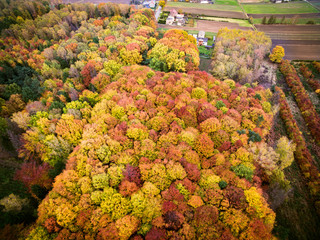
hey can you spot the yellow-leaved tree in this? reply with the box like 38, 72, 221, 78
269, 45, 285, 63
159, 0, 166, 8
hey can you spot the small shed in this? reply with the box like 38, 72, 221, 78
149, 0, 155, 8
198, 38, 208, 46
142, 1, 150, 8
198, 31, 206, 39
166, 16, 175, 25
176, 14, 185, 26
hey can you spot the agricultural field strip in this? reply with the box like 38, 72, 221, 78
158, 19, 252, 33
252, 18, 320, 25
267, 34, 320, 41
248, 13, 320, 18
164, 6, 246, 19
198, 16, 252, 27
167, 1, 242, 12
256, 25, 320, 42
241, 2, 319, 14
274, 48, 320, 61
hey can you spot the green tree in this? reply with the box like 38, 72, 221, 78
22, 77, 43, 102
267, 16, 274, 25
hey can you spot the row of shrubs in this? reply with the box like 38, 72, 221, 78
276, 86, 320, 214
261, 15, 315, 25
299, 63, 320, 97
279, 60, 320, 145
313, 61, 320, 73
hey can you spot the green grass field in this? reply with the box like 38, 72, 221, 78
167, 1, 242, 12
242, 2, 319, 14
215, 0, 239, 6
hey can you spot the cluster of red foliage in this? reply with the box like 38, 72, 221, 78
280, 60, 320, 145
313, 61, 320, 73
0, 37, 45, 70
276, 87, 320, 214
299, 64, 320, 97
307, 79, 320, 97
299, 64, 314, 79
14, 161, 52, 199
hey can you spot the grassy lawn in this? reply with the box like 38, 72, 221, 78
167, 2, 242, 12
184, 30, 217, 45
215, 0, 239, 6
253, 17, 320, 24
199, 16, 252, 27
184, 30, 217, 38
242, 2, 319, 14
199, 57, 212, 72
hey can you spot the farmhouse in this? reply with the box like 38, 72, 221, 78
142, 0, 156, 8
175, 14, 186, 26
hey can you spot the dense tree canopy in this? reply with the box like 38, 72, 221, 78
148, 29, 199, 72
28, 66, 278, 239
0, 1, 299, 239
211, 28, 272, 84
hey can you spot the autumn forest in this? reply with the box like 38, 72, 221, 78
1, 0, 320, 239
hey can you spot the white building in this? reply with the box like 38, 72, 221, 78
166, 16, 175, 25
198, 31, 205, 39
